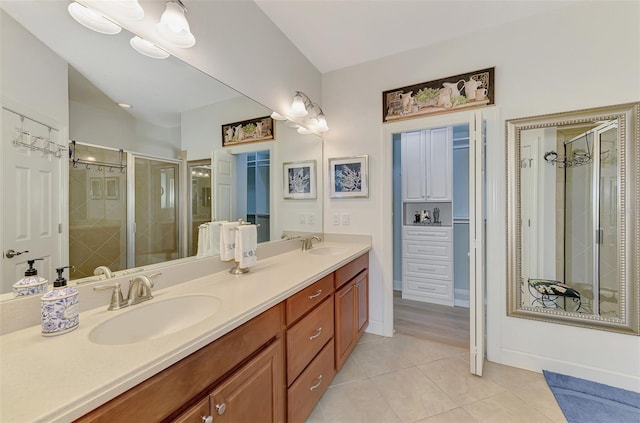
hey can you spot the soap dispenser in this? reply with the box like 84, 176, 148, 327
41, 266, 79, 336
12, 258, 48, 297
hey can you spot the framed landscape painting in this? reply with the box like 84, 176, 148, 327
284, 160, 316, 199
329, 156, 369, 198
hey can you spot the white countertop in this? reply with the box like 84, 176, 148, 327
0, 240, 370, 423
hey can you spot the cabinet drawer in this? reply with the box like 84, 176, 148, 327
335, 252, 369, 289
286, 274, 334, 326
287, 339, 335, 423
403, 240, 452, 261
403, 226, 452, 242
404, 276, 452, 298
403, 258, 453, 280
286, 298, 334, 386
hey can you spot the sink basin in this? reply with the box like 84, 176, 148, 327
308, 247, 348, 256
89, 295, 221, 345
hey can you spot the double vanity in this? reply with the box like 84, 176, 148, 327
0, 237, 371, 422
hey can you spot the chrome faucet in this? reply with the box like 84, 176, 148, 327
94, 265, 114, 279
127, 275, 154, 306
94, 272, 161, 310
301, 235, 322, 251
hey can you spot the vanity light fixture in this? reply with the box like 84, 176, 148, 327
288, 91, 329, 133
83, 0, 144, 21
117, 103, 132, 108
270, 112, 287, 121
157, 0, 196, 48
297, 126, 312, 135
67, 1, 121, 35
290, 91, 309, 117
130, 36, 170, 59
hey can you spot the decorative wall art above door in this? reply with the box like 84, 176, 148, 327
382, 67, 495, 122
222, 116, 274, 147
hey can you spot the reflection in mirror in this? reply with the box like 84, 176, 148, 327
0, 2, 323, 297
506, 102, 639, 335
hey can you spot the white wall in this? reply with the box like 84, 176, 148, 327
322, 1, 639, 390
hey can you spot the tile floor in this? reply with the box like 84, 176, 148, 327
306, 333, 566, 422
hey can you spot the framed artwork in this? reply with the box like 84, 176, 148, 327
105, 177, 119, 200
382, 67, 495, 122
283, 160, 316, 199
89, 178, 102, 199
329, 155, 369, 198
222, 116, 274, 147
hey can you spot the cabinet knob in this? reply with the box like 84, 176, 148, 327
308, 289, 323, 300
309, 327, 322, 340
309, 374, 323, 391
216, 403, 226, 415
202, 416, 213, 423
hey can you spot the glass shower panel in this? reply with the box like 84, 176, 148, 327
134, 157, 179, 267
598, 125, 619, 317
68, 144, 127, 279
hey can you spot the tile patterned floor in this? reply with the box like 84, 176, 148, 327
306, 333, 566, 423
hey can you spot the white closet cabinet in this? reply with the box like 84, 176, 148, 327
401, 128, 453, 202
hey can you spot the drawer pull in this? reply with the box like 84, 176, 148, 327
309, 374, 323, 391
309, 327, 322, 340
308, 289, 323, 300
202, 416, 213, 423
215, 403, 226, 415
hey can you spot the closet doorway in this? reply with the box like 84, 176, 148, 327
392, 124, 472, 349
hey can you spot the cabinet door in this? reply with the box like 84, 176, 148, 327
172, 397, 211, 423
334, 280, 356, 371
210, 340, 284, 423
425, 127, 453, 201
355, 270, 369, 335
401, 131, 426, 202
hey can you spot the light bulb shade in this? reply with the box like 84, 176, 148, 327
290, 94, 308, 117
68, 2, 121, 35
130, 36, 170, 59
297, 126, 312, 135
157, 1, 196, 48
270, 112, 287, 121
316, 114, 329, 132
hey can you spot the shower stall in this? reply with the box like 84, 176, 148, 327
558, 121, 619, 316
69, 142, 181, 279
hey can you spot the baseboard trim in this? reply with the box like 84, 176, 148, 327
499, 347, 640, 392
393, 279, 402, 291
365, 320, 386, 337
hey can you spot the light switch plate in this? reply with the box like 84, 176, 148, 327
332, 214, 340, 225
342, 213, 350, 225
299, 213, 306, 224
307, 214, 314, 224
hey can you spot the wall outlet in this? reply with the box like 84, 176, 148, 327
332, 214, 340, 225
306, 213, 314, 224
342, 213, 350, 225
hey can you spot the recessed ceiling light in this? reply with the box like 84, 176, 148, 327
118, 103, 132, 108
130, 36, 170, 59
67, 2, 121, 35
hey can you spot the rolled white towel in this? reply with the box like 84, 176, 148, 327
219, 221, 239, 261
235, 225, 257, 268
196, 224, 208, 257
208, 221, 226, 256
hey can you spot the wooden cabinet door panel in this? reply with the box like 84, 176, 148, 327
210, 340, 284, 423
286, 298, 334, 385
172, 397, 210, 423
287, 339, 335, 423
356, 271, 369, 336
334, 253, 368, 289
334, 280, 356, 371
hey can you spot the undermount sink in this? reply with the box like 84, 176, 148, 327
89, 295, 222, 345
308, 247, 348, 256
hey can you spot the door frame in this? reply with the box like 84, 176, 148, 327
382, 107, 500, 373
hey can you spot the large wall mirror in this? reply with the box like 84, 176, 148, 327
1, 1, 323, 297
506, 102, 639, 335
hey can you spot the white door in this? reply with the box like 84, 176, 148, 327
213, 149, 236, 221
469, 112, 485, 375
1, 108, 62, 291
426, 127, 453, 201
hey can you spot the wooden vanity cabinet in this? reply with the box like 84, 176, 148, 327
285, 274, 335, 423
334, 252, 369, 371
75, 304, 285, 423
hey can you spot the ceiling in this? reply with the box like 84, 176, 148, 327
255, 0, 578, 73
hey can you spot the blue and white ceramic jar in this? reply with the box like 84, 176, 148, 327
41, 266, 79, 336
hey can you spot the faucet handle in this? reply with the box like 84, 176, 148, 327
94, 282, 127, 310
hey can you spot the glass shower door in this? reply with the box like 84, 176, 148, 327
131, 156, 180, 267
